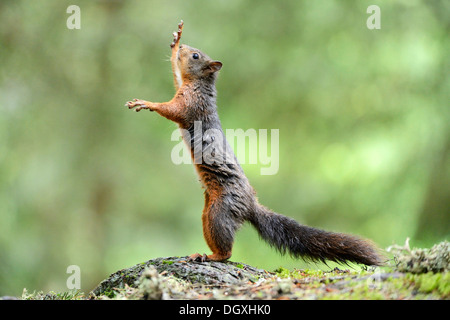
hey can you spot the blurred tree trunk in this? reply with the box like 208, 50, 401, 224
415, 137, 450, 241
414, 1, 449, 242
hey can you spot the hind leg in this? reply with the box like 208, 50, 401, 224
190, 194, 237, 262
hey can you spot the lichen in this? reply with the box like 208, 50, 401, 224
11, 241, 450, 300
21, 288, 85, 300
387, 239, 449, 274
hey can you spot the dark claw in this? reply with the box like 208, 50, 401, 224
197, 254, 208, 262
188, 253, 208, 262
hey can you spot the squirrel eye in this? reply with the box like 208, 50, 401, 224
192, 53, 199, 60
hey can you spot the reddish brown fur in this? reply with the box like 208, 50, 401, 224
126, 22, 383, 266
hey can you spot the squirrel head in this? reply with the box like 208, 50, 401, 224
177, 44, 222, 83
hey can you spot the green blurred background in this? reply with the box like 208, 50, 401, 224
0, 0, 448, 296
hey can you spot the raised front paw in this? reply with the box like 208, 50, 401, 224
125, 98, 151, 112
170, 20, 184, 48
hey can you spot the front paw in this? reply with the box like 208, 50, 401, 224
125, 98, 150, 112
170, 20, 184, 48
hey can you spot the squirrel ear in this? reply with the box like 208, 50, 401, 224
208, 61, 222, 72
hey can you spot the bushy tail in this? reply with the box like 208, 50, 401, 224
249, 205, 383, 266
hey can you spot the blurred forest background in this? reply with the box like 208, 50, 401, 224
0, 0, 448, 296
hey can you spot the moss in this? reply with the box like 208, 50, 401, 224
273, 267, 291, 278
19, 267, 449, 300
15, 242, 450, 300
101, 289, 117, 299
407, 272, 450, 297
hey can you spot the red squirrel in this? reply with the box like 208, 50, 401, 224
126, 21, 383, 265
